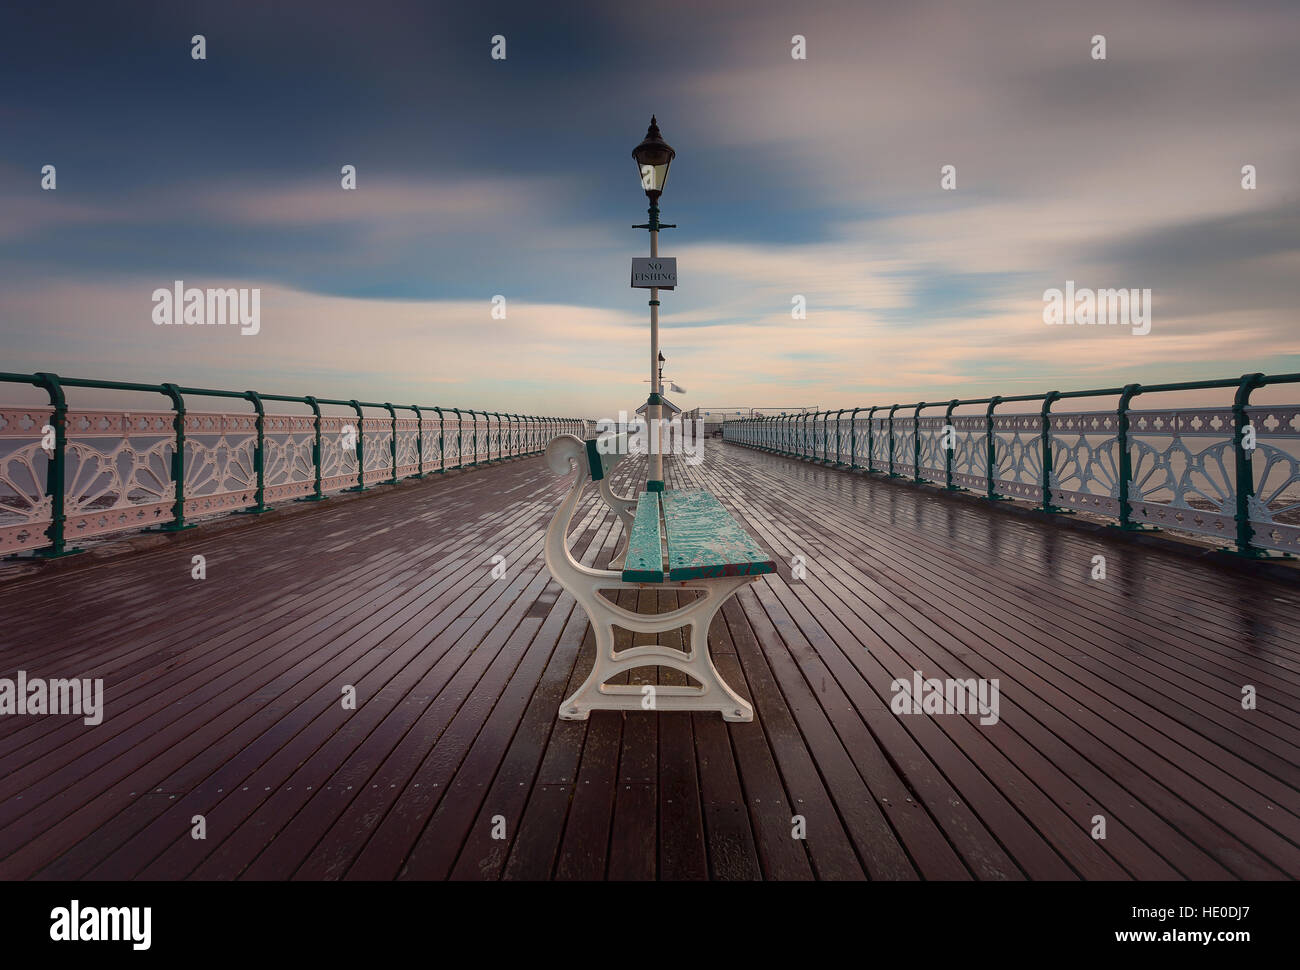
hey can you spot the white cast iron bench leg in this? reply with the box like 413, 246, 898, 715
544, 437, 754, 722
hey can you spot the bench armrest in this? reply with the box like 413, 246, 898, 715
545, 433, 588, 477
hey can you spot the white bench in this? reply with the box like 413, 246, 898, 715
544, 433, 775, 722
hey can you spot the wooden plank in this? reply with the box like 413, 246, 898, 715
621, 492, 664, 582
660, 488, 776, 581
656, 588, 709, 880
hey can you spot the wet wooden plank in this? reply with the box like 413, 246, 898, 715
660, 488, 776, 581
621, 492, 664, 583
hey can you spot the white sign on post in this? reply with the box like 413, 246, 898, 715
631, 257, 677, 289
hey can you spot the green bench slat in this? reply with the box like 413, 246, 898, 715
660, 489, 777, 582
621, 492, 665, 583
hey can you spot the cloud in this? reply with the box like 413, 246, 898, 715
2, 0, 1298, 412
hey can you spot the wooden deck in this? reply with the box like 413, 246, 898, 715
1, 442, 1298, 880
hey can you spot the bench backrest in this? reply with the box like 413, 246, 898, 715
584, 432, 630, 483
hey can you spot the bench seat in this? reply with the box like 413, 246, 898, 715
661, 489, 776, 581
619, 489, 776, 583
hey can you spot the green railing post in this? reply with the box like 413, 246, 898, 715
384, 403, 398, 484
914, 402, 926, 483
348, 400, 366, 491
32, 372, 81, 558
944, 400, 959, 490
157, 382, 195, 530
412, 405, 425, 477
452, 408, 463, 468
433, 406, 445, 472
866, 406, 880, 471
1115, 384, 1142, 527
243, 390, 271, 513
985, 396, 1002, 500
1233, 373, 1266, 554
302, 396, 325, 500
887, 404, 900, 476
848, 408, 862, 468
1040, 391, 1062, 512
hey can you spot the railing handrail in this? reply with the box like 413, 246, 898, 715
0, 369, 584, 558
722, 370, 1300, 558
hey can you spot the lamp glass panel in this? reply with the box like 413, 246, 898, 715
639, 162, 670, 193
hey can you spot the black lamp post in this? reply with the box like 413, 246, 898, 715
632, 115, 676, 490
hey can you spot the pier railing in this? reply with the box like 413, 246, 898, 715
723, 372, 1300, 557
0, 371, 584, 557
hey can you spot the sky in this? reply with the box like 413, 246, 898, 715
2, 0, 1298, 417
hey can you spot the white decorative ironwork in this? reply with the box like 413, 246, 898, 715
0, 407, 56, 553
59, 410, 176, 539
360, 417, 393, 485
1244, 406, 1300, 552
1125, 408, 1237, 540
991, 413, 1042, 501
917, 415, 947, 480
950, 415, 987, 491
183, 411, 256, 516
262, 413, 317, 503
320, 415, 361, 492
1048, 411, 1121, 515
